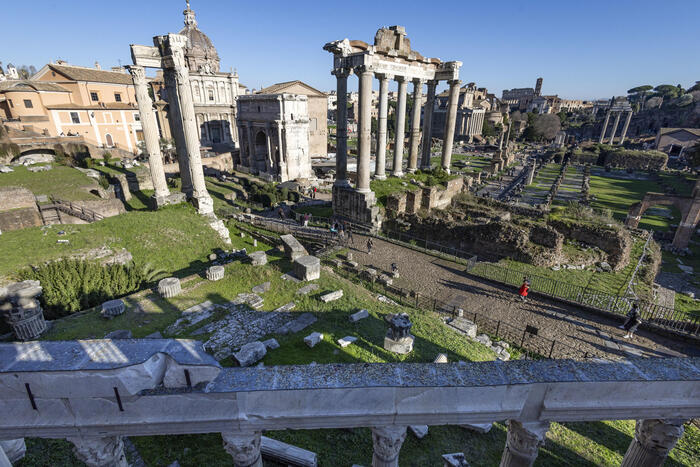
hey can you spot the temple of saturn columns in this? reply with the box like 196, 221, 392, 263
599, 98, 634, 145
1, 339, 698, 467
324, 26, 462, 227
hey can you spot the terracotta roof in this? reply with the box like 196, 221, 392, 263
257, 80, 326, 97
0, 80, 69, 93
45, 103, 137, 110
658, 127, 700, 137
46, 64, 133, 85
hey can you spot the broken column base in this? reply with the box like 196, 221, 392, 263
384, 334, 414, 354
191, 194, 214, 215
150, 192, 186, 210
332, 184, 381, 230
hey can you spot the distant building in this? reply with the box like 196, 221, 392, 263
655, 128, 700, 157
432, 82, 486, 141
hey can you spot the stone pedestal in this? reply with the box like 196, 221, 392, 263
281, 234, 308, 261
150, 191, 186, 209
293, 255, 321, 281
67, 435, 128, 467
206, 265, 225, 281
222, 431, 263, 467
100, 299, 125, 319
383, 313, 414, 354
248, 251, 268, 266
332, 184, 381, 228
0, 439, 26, 463
158, 277, 182, 298
384, 335, 414, 354
499, 420, 549, 467
372, 425, 407, 467
620, 419, 686, 467
0, 280, 48, 341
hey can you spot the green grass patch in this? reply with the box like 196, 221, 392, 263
294, 205, 333, 218
0, 164, 100, 201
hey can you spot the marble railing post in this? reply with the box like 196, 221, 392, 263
163, 69, 193, 196
441, 79, 461, 173
222, 431, 262, 467
620, 419, 686, 467
420, 80, 437, 170
392, 76, 408, 177
356, 65, 373, 193
333, 67, 351, 186
407, 78, 424, 173
598, 110, 611, 144
372, 425, 407, 467
128, 65, 170, 203
67, 435, 128, 467
609, 111, 621, 145
374, 73, 390, 180
619, 111, 633, 145
499, 420, 550, 467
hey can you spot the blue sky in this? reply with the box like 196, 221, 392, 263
3, 0, 699, 100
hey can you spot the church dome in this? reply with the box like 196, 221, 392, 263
178, 1, 220, 73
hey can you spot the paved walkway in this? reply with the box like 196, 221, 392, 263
350, 234, 699, 359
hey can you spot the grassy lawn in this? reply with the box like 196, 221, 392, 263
430, 153, 492, 173
0, 164, 100, 201
294, 205, 333, 218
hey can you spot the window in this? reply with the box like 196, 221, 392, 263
70, 112, 80, 124
135, 130, 144, 142
8, 99, 13, 108
134, 112, 140, 122
114, 93, 122, 102
208, 90, 214, 101
90, 92, 99, 102
23, 99, 33, 109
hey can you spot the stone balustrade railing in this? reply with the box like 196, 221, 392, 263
1, 339, 698, 467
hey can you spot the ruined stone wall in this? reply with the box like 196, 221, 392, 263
0, 187, 42, 232
530, 225, 564, 249
548, 219, 633, 271
0, 187, 36, 211
387, 176, 466, 215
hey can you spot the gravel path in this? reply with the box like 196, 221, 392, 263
350, 234, 698, 359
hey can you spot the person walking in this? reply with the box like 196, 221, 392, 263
312, 186, 317, 199
518, 278, 530, 302
619, 303, 642, 339
367, 237, 374, 255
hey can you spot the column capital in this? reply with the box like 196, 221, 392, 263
375, 72, 393, 81
448, 79, 462, 87
222, 431, 262, 467
353, 64, 374, 75
395, 75, 407, 83
372, 425, 407, 466
67, 436, 128, 467
500, 420, 549, 467
332, 67, 352, 78
412, 77, 426, 86
427, 79, 439, 87
635, 419, 686, 455
126, 65, 146, 83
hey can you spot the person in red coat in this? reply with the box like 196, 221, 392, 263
518, 278, 530, 302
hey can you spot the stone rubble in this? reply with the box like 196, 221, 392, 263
251, 282, 271, 294
296, 284, 320, 295
349, 309, 369, 323
277, 313, 317, 335
320, 290, 343, 303
409, 425, 429, 439
304, 332, 323, 348
274, 302, 296, 313
206, 265, 225, 281
248, 251, 267, 266
337, 336, 357, 348
376, 294, 398, 306
262, 338, 280, 350
165, 301, 216, 335
280, 234, 308, 260
233, 341, 267, 367
293, 255, 321, 281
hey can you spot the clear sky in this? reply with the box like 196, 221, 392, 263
3, 0, 699, 100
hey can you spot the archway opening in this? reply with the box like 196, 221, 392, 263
254, 130, 268, 172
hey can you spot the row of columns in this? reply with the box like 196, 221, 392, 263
599, 110, 633, 145
4, 418, 683, 467
334, 67, 461, 193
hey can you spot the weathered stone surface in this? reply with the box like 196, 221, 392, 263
409, 425, 429, 439
248, 251, 268, 266
0, 280, 47, 341
442, 452, 469, 466
262, 338, 280, 350
293, 255, 321, 281
362, 268, 378, 282
261, 435, 318, 467
378, 274, 393, 286
349, 309, 369, 323
274, 302, 296, 313
158, 278, 182, 298
346, 251, 353, 262
448, 317, 477, 338
337, 336, 357, 348
320, 290, 343, 303
377, 294, 398, 306
281, 272, 301, 283
384, 335, 414, 354
145, 331, 163, 339
475, 334, 492, 347
252, 282, 271, 294
296, 284, 320, 295
0, 438, 26, 463
234, 341, 267, 367
277, 313, 317, 335
233, 293, 264, 310
434, 353, 448, 363
304, 332, 323, 348
330, 258, 343, 268
461, 423, 493, 434
105, 330, 132, 339
206, 265, 225, 281
101, 299, 125, 318
165, 301, 217, 335
280, 234, 308, 261
346, 260, 359, 268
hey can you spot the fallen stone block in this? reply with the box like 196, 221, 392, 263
448, 317, 477, 338
281, 272, 301, 283
442, 452, 469, 466
234, 341, 267, 367
384, 335, 414, 354
105, 329, 132, 339
434, 353, 448, 363
461, 423, 493, 434
164, 301, 217, 334
145, 331, 163, 339
262, 338, 280, 350
248, 251, 267, 266
206, 265, 225, 281
293, 255, 321, 281
277, 313, 317, 335
362, 268, 378, 281
378, 274, 393, 286
158, 277, 182, 298
349, 309, 369, 323
280, 234, 308, 261
261, 436, 318, 467
330, 258, 343, 268
337, 336, 357, 348
274, 302, 296, 313
346, 251, 353, 261
320, 290, 343, 303
409, 425, 429, 439
376, 294, 398, 306
474, 334, 492, 347
100, 299, 125, 319
296, 284, 320, 295
346, 260, 359, 268
304, 332, 323, 348
252, 282, 271, 294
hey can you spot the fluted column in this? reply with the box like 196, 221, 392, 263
441, 79, 461, 173
356, 65, 373, 192
372, 425, 407, 467
499, 420, 550, 467
67, 436, 128, 467
620, 419, 686, 467
609, 111, 621, 145
619, 111, 633, 145
599, 110, 611, 144
420, 80, 437, 170
374, 73, 390, 180
333, 67, 351, 186
163, 69, 193, 196
128, 65, 170, 202
407, 78, 424, 173
392, 76, 408, 177
222, 431, 262, 467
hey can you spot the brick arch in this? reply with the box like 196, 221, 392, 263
626, 192, 700, 249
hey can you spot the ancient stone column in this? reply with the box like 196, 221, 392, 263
128, 65, 170, 205
499, 420, 550, 467
374, 73, 390, 180
392, 76, 408, 177
222, 431, 262, 467
620, 419, 686, 467
372, 425, 407, 467
441, 79, 461, 173
407, 78, 424, 173
163, 69, 194, 196
333, 67, 351, 186
598, 110, 611, 144
619, 111, 633, 145
67, 436, 128, 467
420, 80, 438, 170
609, 111, 621, 145
356, 65, 373, 193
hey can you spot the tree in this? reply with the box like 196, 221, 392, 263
687, 143, 700, 168
531, 114, 561, 141
28, 65, 37, 76
482, 120, 497, 137
689, 81, 700, 93
627, 85, 653, 110
653, 84, 682, 100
